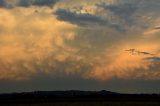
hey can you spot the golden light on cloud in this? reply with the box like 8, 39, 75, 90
85, 41, 160, 80
0, 0, 160, 83
0, 7, 77, 80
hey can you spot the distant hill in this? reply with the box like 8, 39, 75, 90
0, 90, 159, 104
0, 90, 117, 98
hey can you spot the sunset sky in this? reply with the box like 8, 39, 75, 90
0, 0, 160, 93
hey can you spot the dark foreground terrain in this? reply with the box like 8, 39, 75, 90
0, 90, 160, 106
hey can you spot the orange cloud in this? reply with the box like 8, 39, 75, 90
85, 41, 160, 80
0, 1, 160, 81
0, 7, 77, 80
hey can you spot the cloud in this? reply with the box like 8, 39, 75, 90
53, 0, 160, 81
84, 41, 160, 80
16, 0, 32, 7
144, 57, 160, 61
0, 7, 79, 80
0, 0, 160, 82
0, 0, 5, 6
98, 2, 137, 23
19, 0, 58, 7
98, 0, 160, 32
54, 0, 160, 33
0, 0, 59, 8
55, 9, 106, 26
154, 26, 160, 30
125, 49, 154, 56
54, 8, 124, 31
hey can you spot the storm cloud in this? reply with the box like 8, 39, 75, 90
0, 0, 160, 93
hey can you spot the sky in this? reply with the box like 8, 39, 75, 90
0, 0, 160, 93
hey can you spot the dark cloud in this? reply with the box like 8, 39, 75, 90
53, 0, 160, 32
98, 0, 160, 31
0, 0, 160, 94
32, 0, 58, 6
55, 9, 106, 26
99, 2, 137, 21
0, 0, 9, 8
154, 26, 160, 30
0, 0, 59, 8
125, 49, 154, 56
144, 57, 160, 61
55, 9, 124, 31
97, 1, 139, 30
17, 0, 32, 7
0, 0, 6, 7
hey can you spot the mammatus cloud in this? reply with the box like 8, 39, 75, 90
0, 7, 79, 80
0, 0, 160, 81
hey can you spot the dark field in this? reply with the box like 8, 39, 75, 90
1, 97, 160, 106
0, 91, 160, 106
1, 102, 160, 106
